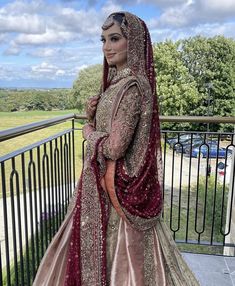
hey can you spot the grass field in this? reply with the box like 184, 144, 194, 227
0, 109, 83, 156
0, 110, 85, 197
0, 109, 87, 159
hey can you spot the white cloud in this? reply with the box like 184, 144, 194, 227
65, 64, 88, 77
192, 21, 235, 38
137, 0, 187, 6
0, 60, 91, 85
0, 60, 94, 83
201, 0, 235, 14
0, 0, 46, 34
0, 14, 45, 34
60, 0, 98, 6
76, 64, 88, 71
59, 45, 102, 64
101, 1, 123, 17
55, 69, 65, 76
0, 0, 45, 14
0, 33, 7, 43
4, 43, 21, 55
109, 0, 186, 7
0, 63, 24, 81
159, 6, 191, 28
25, 43, 102, 71
152, 0, 235, 29
152, 0, 198, 29
28, 48, 60, 58
29, 61, 90, 80
15, 29, 77, 45
1, 2, 122, 48
52, 7, 102, 36
30, 62, 91, 80
150, 21, 235, 43
31, 62, 61, 76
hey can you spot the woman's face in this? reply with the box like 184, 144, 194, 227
101, 23, 127, 71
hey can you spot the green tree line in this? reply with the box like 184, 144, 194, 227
0, 88, 75, 112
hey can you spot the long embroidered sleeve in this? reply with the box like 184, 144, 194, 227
102, 85, 141, 160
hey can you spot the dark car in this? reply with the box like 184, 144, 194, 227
174, 138, 207, 154
167, 134, 202, 149
175, 138, 218, 154
185, 143, 232, 159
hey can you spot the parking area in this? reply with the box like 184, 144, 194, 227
163, 150, 232, 189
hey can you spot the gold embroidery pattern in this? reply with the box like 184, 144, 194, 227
79, 132, 110, 285
144, 229, 157, 285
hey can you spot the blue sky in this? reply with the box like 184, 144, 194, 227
0, 0, 235, 88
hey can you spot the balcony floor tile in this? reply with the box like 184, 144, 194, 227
182, 253, 235, 286
231, 274, 235, 285
225, 256, 235, 274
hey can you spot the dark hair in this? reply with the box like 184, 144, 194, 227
102, 12, 127, 31
112, 13, 125, 26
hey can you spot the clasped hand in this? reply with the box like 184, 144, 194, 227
86, 94, 100, 121
82, 123, 95, 140
83, 94, 101, 139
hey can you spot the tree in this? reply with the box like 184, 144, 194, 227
153, 40, 199, 130
153, 36, 235, 131
180, 36, 235, 130
72, 64, 103, 112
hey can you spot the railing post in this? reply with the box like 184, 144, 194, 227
224, 129, 235, 255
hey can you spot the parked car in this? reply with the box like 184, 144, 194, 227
220, 134, 232, 141
184, 142, 217, 154
167, 134, 202, 149
179, 139, 218, 154
174, 138, 210, 154
185, 143, 232, 159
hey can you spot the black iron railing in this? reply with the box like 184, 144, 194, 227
161, 130, 234, 248
0, 115, 78, 285
0, 114, 234, 285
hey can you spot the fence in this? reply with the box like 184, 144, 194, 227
0, 114, 234, 285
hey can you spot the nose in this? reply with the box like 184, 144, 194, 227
103, 40, 111, 51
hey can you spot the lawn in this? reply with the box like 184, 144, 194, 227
0, 110, 85, 196
0, 110, 82, 156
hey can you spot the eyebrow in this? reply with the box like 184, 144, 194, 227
101, 32, 122, 38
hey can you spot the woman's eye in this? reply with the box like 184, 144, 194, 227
111, 37, 119, 42
100, 38, 105, 43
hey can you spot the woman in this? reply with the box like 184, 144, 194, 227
33, 12, 199, 285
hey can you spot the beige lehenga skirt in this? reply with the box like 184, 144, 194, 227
33, 198, 199, 286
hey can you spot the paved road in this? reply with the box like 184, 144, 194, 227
163, 151, 231, 193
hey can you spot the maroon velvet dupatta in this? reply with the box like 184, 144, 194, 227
64, 12, 163, 285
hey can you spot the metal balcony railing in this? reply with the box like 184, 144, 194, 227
0, 114, 234, 285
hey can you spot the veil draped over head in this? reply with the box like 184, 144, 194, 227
102, 12, 156, 94
65, 12, 163, 285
